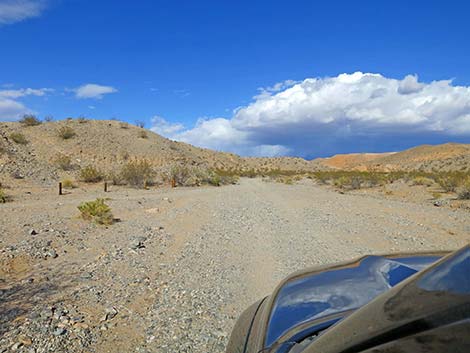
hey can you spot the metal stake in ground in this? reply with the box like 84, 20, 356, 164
59, 182, 62, 195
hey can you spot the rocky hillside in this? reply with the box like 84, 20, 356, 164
315, 143, 470, 172
0, 119, 323, 185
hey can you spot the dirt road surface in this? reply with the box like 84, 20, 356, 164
1, 178, 469, 352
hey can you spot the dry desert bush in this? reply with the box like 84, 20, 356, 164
19, 114, 41, 126
80, 166, 103, 183
458, 178, 470, 200
10, 132, 28, 145
54, 153, 73, 170
62, 179, 77, 189
120, 159, 154, 188
58, 126, 76, 139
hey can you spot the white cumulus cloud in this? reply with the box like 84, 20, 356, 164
152, 72, 470, 157
74, 84, 117, 99
0, 86, 53, 121
0, 97, 30, 121
0, 87, 53, 98
150, 116, 185, 136
0, 0, 47, 25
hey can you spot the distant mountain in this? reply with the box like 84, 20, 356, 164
315, 143, 470, 172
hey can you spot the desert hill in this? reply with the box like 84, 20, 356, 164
0, 119, 322, 185
1, 119, 468, 185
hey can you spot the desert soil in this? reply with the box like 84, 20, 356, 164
1, 178, 469, 353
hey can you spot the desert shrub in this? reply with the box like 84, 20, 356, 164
54, 153, 73, 170
107, 171, 124, 185
350, 176, 362, 190
62, 179, 76, 189
19, 114, 41, 126
437, 175, 458, 192
283, 177, 293, 185
166, 165, 194, 186
0, 188, 9, 203
207, 173, 221, 186
58, 126, 76, 139
44, 115, 54, 122
77, 116, 87, 123
412, 176, 434, 186
458, 179, 470, 200
121, 159, 153, 188
80, 166, 103, 183
10, 132, 28, 144
138, 130, 148, 139
135, 121, 145, 128
78, 198, 113, 225
333, 176, 350, 189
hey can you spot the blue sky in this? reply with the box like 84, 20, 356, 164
1, 0, 470, 158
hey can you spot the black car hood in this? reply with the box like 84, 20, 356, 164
266, 253, 442, 348
301, 245, 470, 353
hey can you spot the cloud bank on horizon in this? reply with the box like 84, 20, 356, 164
151, 72, 470, 157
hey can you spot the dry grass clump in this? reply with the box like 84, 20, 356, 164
10, 132, 28, 145
0, 188, 10, 203
80, 166, 103, 183
138, 130, 148, 139
412, 176, 434, 186
54, 153, 73, 170
78, 198, 113, 225
58, 126, 76, 139
19, 114, 41, 126
62, 179, 76, 189
77, 116, 88, 123
120, 159, 154, 188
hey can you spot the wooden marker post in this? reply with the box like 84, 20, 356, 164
59, 182, 62, 195
104, 182, 108, 192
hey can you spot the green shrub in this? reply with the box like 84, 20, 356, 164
54, 153, 73, 170
437, 175, 458, 192
121, 159, 153, 188
58, 126, 76, 139
10, 132, 28, 144
0, 188, 9, 203
19, 114, 41, 126
80, 166, 103, 183
78, 199, 113, 225
207, 173, 221, 186
458, 179, 470, 200
62, 179, 76, 189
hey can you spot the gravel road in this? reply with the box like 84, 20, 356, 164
1, 178, 469, 352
